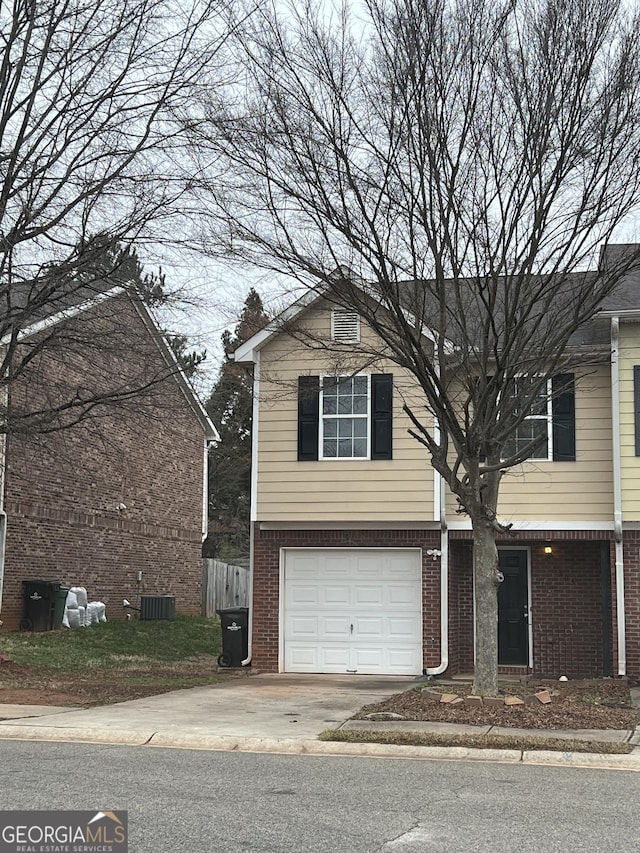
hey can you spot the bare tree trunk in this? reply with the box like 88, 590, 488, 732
472, 520, 500, 696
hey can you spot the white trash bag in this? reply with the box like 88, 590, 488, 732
69, 586, 88, 609
87, 602, 107, 624
66, 608, 82, 628
62, 590, 79, 628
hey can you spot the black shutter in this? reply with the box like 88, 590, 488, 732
371, 374, 393, 460
634, 366, 640, 456
297, 375, 319, 461
552, 373, 576, 461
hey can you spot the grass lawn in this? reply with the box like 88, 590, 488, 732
319, 728, 634, 754
0, 616, 227, 706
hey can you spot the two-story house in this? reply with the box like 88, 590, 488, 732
0, 284, 217, 631
234, 251, 640, 681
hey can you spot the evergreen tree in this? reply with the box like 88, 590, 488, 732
204, 288, 268, 559
64, 235, 207, 378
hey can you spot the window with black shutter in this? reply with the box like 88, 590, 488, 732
296, 373, 393, 460
634, 366, 640, 456
297, 375, 319, 461
552, 373, 576, 461
371, 374, 393, 460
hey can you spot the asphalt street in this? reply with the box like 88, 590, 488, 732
1, 741, 637, 852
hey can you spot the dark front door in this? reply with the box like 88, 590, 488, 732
498, 549, 529, 666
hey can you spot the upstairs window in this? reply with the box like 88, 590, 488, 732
502, 377, 552, 461
321, 375, 369, 458
501, 373, 575, 462
297, 373, 393, 461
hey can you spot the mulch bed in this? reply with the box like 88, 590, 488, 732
354, 679, 640, 730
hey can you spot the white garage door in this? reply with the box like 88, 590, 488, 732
282, 548, 423, 675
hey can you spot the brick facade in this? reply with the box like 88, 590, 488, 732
252, 526, 638, 680
449, 537, 609, 678
623, 530, 640, 679
0, 295, 207, 631
252, 527, 441, 672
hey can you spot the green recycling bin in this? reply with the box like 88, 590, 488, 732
54, 585, 70, 628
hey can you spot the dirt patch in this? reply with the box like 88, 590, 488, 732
354, 679, 640, 730
0, 657, 226, 707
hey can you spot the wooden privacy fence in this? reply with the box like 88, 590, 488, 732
202, 559, 249, 616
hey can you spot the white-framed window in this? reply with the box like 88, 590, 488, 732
320, 374, 369, 458
502, 377, 552, 461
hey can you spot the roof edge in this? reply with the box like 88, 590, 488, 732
131, 296, 219, 441
1, 285, 126, 346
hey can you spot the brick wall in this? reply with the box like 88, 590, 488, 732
448, 541, 474, 674
623, 531, 640, 681
529, 541, 604, 678
252, 527, 441, 672
252, 527, 621, 678
448, 535, 609, 678
0, 295, 206, 631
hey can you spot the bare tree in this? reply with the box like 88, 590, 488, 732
0, 0, 225, 433
183, 0, 640, 693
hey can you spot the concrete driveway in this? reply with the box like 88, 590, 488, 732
0, 674, 415, 746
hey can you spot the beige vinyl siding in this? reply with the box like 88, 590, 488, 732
256, 305, 435, 523
444, 365, 614, 522
619, 322, 640, 518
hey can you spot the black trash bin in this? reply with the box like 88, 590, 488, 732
216, 606, 249, 667
21, 579, 61, 632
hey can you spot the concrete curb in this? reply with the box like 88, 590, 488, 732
521, 749, 640, 771
0, 724, 639, 769
0, 725, 154, 746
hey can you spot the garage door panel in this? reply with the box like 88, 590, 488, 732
354, 586, 384, 607
354, 617, 383, 638
322, 585, 351, 607
353, 647, 384, 668
286, 585, 319, 607
387, 617, 421, 638
324, 555, 352, 575
386, 584, 421, 607
388, 648, 423, 669
287, 646, 318, 670
321, 616, 351, 638
353, 556, 384, 579
284, 548, 422, 675
320, 646, 352, 669
289, 616, 319, 637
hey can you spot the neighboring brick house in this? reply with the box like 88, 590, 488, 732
233, 249, 640, 681
0, 286, 217, 631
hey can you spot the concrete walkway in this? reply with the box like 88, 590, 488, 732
0, 674, 638, 771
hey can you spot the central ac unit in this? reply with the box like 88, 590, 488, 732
140, 595, 176, 621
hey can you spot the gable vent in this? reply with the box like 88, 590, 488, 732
332, 310, 360, 343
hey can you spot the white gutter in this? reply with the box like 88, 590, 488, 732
433, 411, 441, 523
611, 317, 626, 675
202, 438, 213, 542
242, 350, 260, 666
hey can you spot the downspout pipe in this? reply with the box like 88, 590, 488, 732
0, 382, 7, 626
241, 350, 260, 667
425, 356, 449, 676
611, 317, 626, 675
425, 476, 449, 676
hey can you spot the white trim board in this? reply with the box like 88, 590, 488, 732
447, 520, 615, 531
